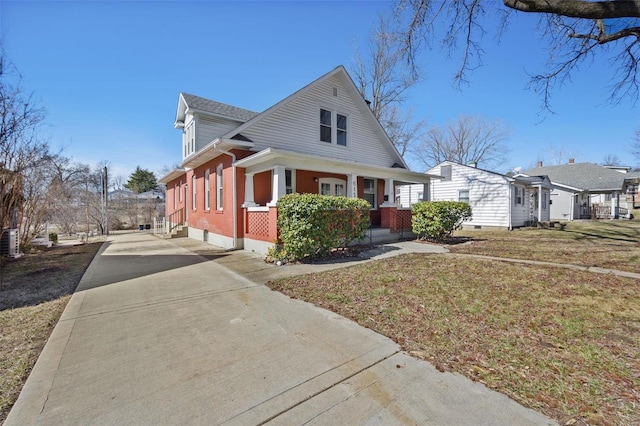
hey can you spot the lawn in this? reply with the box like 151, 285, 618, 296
450, 220, 640, 274
269, 238, 640, 424
0, 242, 102, 423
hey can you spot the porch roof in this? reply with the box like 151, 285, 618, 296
234, 148, 436, 184
158, 168, 187, 184
181, 138, 255, 169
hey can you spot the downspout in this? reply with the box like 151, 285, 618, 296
213, 143, 238, 250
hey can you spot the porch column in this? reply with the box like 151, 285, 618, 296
243, 173, 258, 207
268, 165, 287, 206
422, 182, 430, 201
611, 191, 618, 219
347, 174, 358, 198
538, 186, 543, 222
381, 178, 395, 207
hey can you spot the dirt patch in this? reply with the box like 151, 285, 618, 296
0, 242, 103, 423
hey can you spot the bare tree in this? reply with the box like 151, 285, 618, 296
633, 129, 640, 162
353, 14, 423, 156
539, 143, 579, 166
416, 114, 510, 170
394, 0, 640, 108
602, 154, 622, 166
0, 53, 51, 244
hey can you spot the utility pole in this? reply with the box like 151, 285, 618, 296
102, 166, 109, 235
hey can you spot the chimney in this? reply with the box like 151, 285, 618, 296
537, 161, 543, 167
568, 158, 574, 164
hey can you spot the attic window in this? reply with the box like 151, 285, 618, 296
319, 108, 348, 147
332, 87, 338, 97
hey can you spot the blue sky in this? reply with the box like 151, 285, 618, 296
2, 1, 638, 182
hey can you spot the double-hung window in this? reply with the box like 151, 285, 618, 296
192, 175, 197, 210
319, 108, 348, 146
458, 189, 470, 204
216, 164, 223, 210
514, 186, 524, 205
204, 169, 211, 210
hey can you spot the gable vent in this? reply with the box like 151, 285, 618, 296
332, 87, 338, 97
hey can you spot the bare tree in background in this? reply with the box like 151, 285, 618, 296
0, 53, 51, 243
353, 14, 423, 158
416, 115, 510, 170
394, 0, 640, 108
633, 129, 640, 162
602, 154, 622, 166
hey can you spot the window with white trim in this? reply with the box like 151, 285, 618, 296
319, 178, 345, 197
183, 121, 195, 157
285, 169, 295, 194
440, 165, 452, 181
514, 186, 524, 205
174, 183, 177, 210
363, 178, 376, 209
216, 164, 223, 210
319, 108, 348, 146
458, 189, 470, 204
204, 169, 211, 210
192, 174, 197, 210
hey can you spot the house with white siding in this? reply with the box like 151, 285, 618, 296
399, 161, 552, 229
522, 160, 640, 219
159, 66, 437, 254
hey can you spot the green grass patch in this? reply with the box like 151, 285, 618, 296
268, 253, 640, 424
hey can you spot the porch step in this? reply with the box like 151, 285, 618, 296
354, 228, 415, 246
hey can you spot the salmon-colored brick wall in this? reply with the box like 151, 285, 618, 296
253, 171, 272, 206
165, 176, 186, 218
186, 152, 247, 240
296, 170, 347, 194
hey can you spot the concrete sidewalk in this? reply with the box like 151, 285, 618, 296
6, 233, 556, 425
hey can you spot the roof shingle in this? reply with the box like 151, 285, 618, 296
181, 93, 259, 122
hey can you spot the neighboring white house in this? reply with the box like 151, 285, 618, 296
522, 160, 640, 219
399, 161, 552, 229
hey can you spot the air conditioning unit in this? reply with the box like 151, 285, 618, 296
1, 229, 20, 258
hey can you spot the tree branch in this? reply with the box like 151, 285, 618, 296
503, 0, 640, 19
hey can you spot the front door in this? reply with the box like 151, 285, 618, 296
318, 178, 346, 197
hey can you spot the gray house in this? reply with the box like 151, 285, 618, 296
522, 160, 640, 220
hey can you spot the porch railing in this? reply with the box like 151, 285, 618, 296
166, 207, 186, 234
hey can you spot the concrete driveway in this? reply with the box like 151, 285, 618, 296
6, 233, 555, 425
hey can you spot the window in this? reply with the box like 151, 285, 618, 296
320, 109, 332, 143
174, 183, 178, 209
417, 191, 423, 202
542, 192, 547, 210
192, 175, 197, 210
363, 178, 376, 209
319, 178, 346, 197
204, 169, 211, 210
319, 108, 348, 146
183, 121, 195, 157
514, 186, 524, 205
179, 180, 183, 202
216, 164, 223, 210
285, 169, 294, 194
458, 189, 470, 204
336, 113, 347, 146
440, 165, 452, 181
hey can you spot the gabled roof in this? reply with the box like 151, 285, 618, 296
219, 65, 409, 169
522, 162, 631, 192
175, 93, 259, 126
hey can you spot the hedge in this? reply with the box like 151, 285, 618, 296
412, 201, 472, 240
275, 193, 370, 261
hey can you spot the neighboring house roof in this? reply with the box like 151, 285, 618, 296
175, 93, 259, 125
430, 161, 552, 187
522, 162, 632, 192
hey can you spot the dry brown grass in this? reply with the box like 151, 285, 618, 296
268, 253, 640, 425
449, 220, 640, 273
0, 242, 102, 423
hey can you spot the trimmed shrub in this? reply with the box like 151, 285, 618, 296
276, 193, 370, 261
48, 232, 58, 243
412, 201, 472, 240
